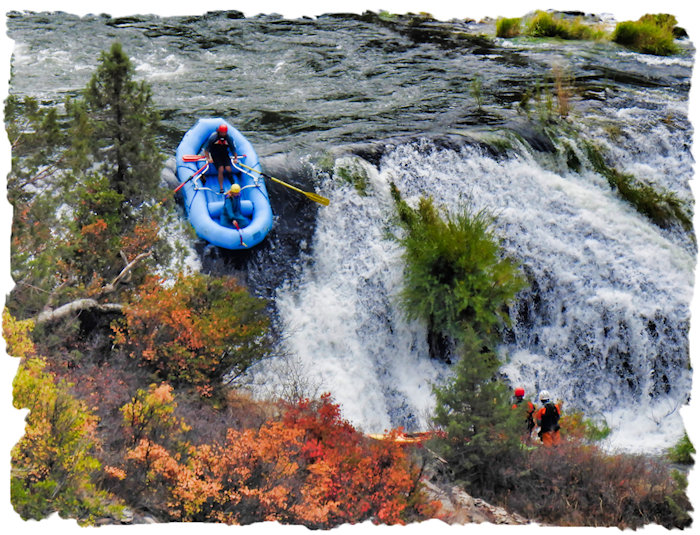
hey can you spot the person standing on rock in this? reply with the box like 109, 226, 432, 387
534, 390, 561, 447
511, 387, 536, 442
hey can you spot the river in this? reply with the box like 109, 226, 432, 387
5, 6, 696, 452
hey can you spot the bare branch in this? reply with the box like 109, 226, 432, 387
17, 156, 67, 190
103, 251, 152, 294
33, 250, 152, 325
35, 299, 123, 325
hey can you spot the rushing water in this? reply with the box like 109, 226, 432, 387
5, 9, 696, 452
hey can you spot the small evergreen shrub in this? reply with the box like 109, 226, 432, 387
496, 17, 521, 38
390, 185, 526, 345
430, 334, 524, 498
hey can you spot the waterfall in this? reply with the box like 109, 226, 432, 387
250, 130, 693, 452
9, 9, 692, 453
250, 157, 450, 432
386, 139, 692, 451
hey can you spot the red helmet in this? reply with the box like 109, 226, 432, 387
514, 387, 525, 397
217, 124, 228, 134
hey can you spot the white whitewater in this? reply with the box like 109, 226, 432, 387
252, 126, 693, 452
387, 140, 692, 452
253, 157, 449, 433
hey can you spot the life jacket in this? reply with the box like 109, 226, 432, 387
537, 402, 560, 433
207, 133, 236, 164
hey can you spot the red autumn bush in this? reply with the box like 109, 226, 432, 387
110, 393, 439, 526
280, 394, 439, 526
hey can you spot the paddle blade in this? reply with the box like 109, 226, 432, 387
182, 154, 206, 161
305, 191, 330, 206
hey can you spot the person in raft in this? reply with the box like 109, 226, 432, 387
204, 123, 239, 194
534, 390, 561, 447
512, 387, 536, 441
221, 183, 251, 228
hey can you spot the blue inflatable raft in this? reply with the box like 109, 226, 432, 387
175, 118, 273, 250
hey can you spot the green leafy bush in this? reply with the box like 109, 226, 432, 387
612, 15, 679, 55
496, 17, 521, 38
391, 185, 526, 345
667, 432, 695, 465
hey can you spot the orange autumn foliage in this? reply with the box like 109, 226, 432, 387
120, 383, 191, 447
118, 217, 160, 260
113, 273, 271, 397
117, 394, 439, 527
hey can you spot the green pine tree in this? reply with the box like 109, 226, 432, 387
7, 42, 170, 322
431, 334, 523, 497
72, 41, 163, 210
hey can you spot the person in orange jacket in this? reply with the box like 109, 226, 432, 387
534, 390, 561, 447
512, 387, 536, 441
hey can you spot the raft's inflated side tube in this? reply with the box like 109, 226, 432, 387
175, 118, 273, 250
